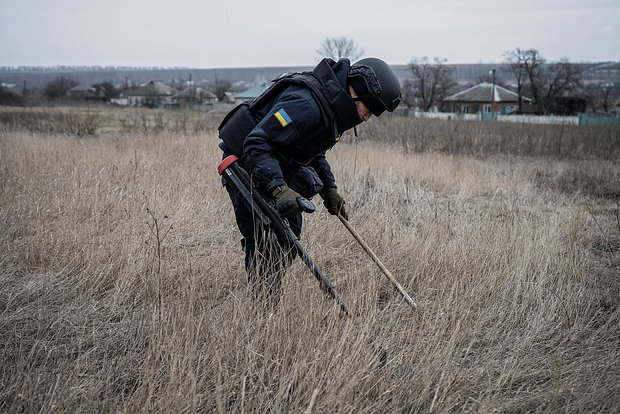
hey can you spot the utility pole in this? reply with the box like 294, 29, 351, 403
489, 68, 496, 114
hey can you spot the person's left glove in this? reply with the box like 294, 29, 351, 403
320, 187, 348, 220
272, 184, 302, 218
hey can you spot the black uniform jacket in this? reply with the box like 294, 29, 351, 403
220, 58, 361, 195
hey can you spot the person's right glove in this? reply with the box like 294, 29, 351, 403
320, 187, 348, 220
271, 184, 302, 218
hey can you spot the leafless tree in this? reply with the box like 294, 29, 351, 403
543, 58, 582, 112
94, 82, 119, 101
402, 57, 455, 111
44, 76, 78, 100
504, 48, 531, 113
316, 37, 363, 61
505, 48, 581, 114
517, 49, 546, 112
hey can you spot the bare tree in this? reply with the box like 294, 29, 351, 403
94, 82, 119, 101
517, 49, 546, 113
402, 57, 455, 111
543, 58, 582, 113
505, 48, 582, 114
316, 37, 363, 61
44, 76, 78, 100
505, 48, 547, 112
504, 48, 530, 113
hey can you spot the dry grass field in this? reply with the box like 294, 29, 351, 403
1, 107, 619, 413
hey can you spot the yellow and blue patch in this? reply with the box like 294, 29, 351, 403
274, 108, 292, 127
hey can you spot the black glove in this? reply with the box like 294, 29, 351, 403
272, 184, 302, 218
321, 187, 348, 220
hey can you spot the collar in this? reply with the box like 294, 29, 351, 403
313, 58, 362, 132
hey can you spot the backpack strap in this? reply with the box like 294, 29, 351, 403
247, 71, 339, 138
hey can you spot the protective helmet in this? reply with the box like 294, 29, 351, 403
348, 57, 402, 116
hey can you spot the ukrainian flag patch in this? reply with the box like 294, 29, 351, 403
274, 108, 292, 127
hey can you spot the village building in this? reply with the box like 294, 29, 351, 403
171, 86, 217, 108
234, 82, 269, 104
126, 80, 176, 108
67, 84, 106, 101
221, 92, 236, 104
443, 82, 532, 115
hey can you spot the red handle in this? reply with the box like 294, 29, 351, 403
217, 155, 240, 175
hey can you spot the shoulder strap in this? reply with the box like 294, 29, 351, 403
247, 72, 338, 137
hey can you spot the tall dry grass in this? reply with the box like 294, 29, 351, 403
1, 108, 619, 413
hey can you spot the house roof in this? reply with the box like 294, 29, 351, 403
68, 84, 95, 92
172, 86, 216, 99
444, 82, 532, 103
1, 82, 22, 95
127, 80, 176, 96
235, 82, 269, 100
68, 84, 104, 98
221, 91, 236, 104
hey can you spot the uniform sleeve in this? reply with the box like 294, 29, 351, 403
309, 153, 336, 191
244, 91, 322, 192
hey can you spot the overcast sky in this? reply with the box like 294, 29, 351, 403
1, 0, 619, 68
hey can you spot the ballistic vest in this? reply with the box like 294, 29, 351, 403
218, 58, 359, 157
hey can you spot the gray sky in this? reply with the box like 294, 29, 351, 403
1, 0, 619, 68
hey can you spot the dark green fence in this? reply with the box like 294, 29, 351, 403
578, 113, 620, 126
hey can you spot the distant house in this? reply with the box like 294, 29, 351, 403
211, 91, 236, 112
221, 92, 236, 104
0, 82, 24, 105
110, 95, 128, 106
234, 82, 269, 104
0, 82, 20, 93
443, 82, 532, 115
171, 86, 217, 107
67, 84, 106, 101
126, 80, 176, 107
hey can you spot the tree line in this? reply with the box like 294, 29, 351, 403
401, 48, 617, 114
1, 38, 617, 115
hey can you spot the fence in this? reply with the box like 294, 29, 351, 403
578, 113, 620, 126
408, 110, 619, 126
497, 114, 579, 125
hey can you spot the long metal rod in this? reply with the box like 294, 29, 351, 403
222, 157, 350, 315
338, 214, 418, 310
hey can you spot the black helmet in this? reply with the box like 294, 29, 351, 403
348, 57, 402, 116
